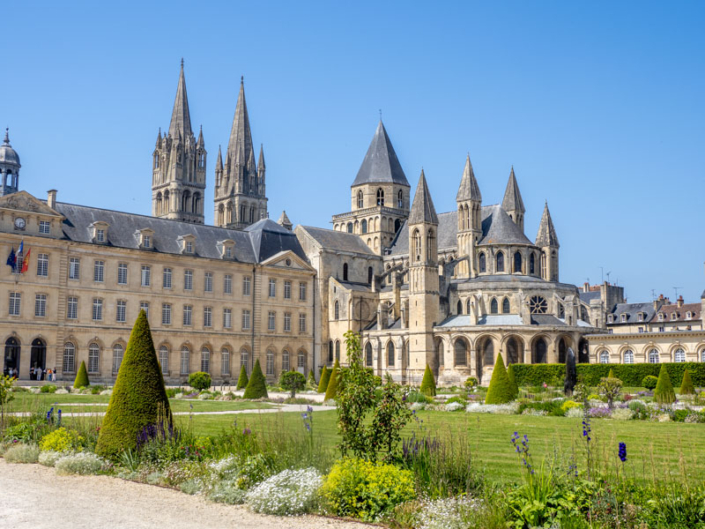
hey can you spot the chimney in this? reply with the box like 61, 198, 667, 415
653, 299, 659, 311
677, 295, 684, 308
47, 189, 57, 209
583, 282, 590, 292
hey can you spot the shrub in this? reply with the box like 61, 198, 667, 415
610, 408, 634, 420
3, 443, 39, 463
322, 458, 416, 521
607, 368, 617, 379
206, 480, 248, 505
466, 402, 520, 414
445, 402, 465, 412
420, 365, 436, 397
654, 364, 676, 405
519, 401, 565, 417
324, 360, 340, 401
485, 354, 514, 404
507, 364, 519, 399
40, 384, 57, 394
680, 369, 695, 395
243, 359, 268, 399
642, 375, 658, 390
464, 377, 478, 389
306, 369, 317, 390
415, 496, 493, 529
188, 371, 211, 391
445, 396, 467, 406
38, 450, 67, 467
317, 365, 330, 393
245, 468, 322, 515
597, 377, 622, 409
236, 365, 249, 390
561, 400, 581, 412
95, 310, 172, 459
73, 361, 89, 389
39, 427, 85, 453
55, 452, 105, 475
279, 371, 306, 398
406, 390, 430, 404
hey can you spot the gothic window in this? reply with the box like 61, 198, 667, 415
240, 204, 246, 223
193, 193, 201, 214
347, 223, 353, 233
412, 229, 421, 261
533, 338, 548, 364
377, 188, 384, 206
514, 251, 522, 273
479, 253, 486, 273
335, 341, 341, 361
457, 300, 463, 315
395, 219, 401, 233
367, 266, 373, 285
328, 341, 334, 364
426, 229, 435, 259
502, 297, 510, 314
529, 253, 535, 274
387, 342, 395, 366
397, 190, 403, 208
334, 301, 340, 320
218, 204, 224, 225
454, 339, 467, 366
156, 192, 162, 215
540, 252, 547, 278
357, 191, 363, 208
182, 190, 191, 212
467, 299, 472, 314
361, 219, 367, 234
496, 252, 504, 272
482, 339, 494, 368
365, 342, 373, 367
557, 303, 565, 318
490, 298, 498, 314
529, 296, 548, 314
250, 206, 255, 223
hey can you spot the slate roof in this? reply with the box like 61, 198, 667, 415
456, 155, 482, 202
51, 201, 306, 264
530, 315, 566, 326
408, 170, 438, 225
501, 167, 525, 213
654, 302, 701, 323
608, 302, 657, 324
299, 226, 377, 256
351, 121, 409, 187
535, 203, 559, 247
436, 314, 523, 327
478, 205, 533, 246
579, 291, 601, 304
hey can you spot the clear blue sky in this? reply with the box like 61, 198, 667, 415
4, 1, 704, 303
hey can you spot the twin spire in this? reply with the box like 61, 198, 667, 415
501, 166, 525, 214
409, 169, 438, 225
456, 154, 482, 202
168, 59, 193, 140
535, 202, 559, 248
227, 77, 256, 168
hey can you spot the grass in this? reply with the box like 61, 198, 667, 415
180, 409, 705, 485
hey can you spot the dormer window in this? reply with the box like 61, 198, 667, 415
607, 314, 614, 323
143, 236, 151, 248
136, 229, 154, 250
637, 312, 644, 322
658, 312, 665, 322
217, 239, 235, 260
91, 222, 109, 245
186, 241, 193, 253
671, 313, 677, 321
621, 314, 627, 323
686, 311, 692, 319
178, 234, 196, 255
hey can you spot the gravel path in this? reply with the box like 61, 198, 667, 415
9, 404, 336, 417
0, 460, 374, 529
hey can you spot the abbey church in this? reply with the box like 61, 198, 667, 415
0, 62, 617, 384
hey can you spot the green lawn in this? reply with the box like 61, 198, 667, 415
181, 409, 705, 485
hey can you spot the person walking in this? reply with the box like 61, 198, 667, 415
36, 366, 43, 381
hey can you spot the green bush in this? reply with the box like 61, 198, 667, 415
324, 360, 340, 401
236, 365, 249, 390
464, 376, 478, 389
188, 371, 211, 391
485, 354, 514, 404
317, 365, 330, 393
243, 359, 268, 399
95, 310, 172, 459
39, 427, 85, 452
518, 401, 565, 417
607, 368, 616, 379
279, 371, 306, 397
322, 458, 416, 522
680, 369, 695, 395
40, 384, 57, 394
507, 364, 519, 399
420, 365, 436, 397
306, 369, 317, 390
654, 364, 676, 405
4, 443, 40, 464
642, 375, 658, 390
55, 452, 105, 475
73, 361, 89, 389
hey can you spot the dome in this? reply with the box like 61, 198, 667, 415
0, 129, 20, 166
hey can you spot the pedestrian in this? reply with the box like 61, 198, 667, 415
46, 368, 52, 382
36, 366, 43, 381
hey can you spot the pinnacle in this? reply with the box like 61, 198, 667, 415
168, 61, 193, 139
409, 169, 438, 225
535, 202, 559, 248
502, 166, 525, 214
456, 153, 482, 202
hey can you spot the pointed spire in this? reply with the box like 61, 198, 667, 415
277, 210, 293, 230
196, 125, 204, 147
409, 169, 438, 225
502, 166, 525, 214
168, 60, 193, 139
3, 128, 9, 145
216, 145, 223, 171
226, 76, 255, 167
535, 202, 559, 248
155, 128, 162, 147
456, 154, 482, 202
352, 120, 409, 187
258, 144, 265, 169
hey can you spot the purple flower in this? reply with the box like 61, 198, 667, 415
618, 442, 627, 463
243, 428, 251, 436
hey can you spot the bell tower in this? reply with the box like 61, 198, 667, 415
0, 129, 20, 196
455, 155, 482, 278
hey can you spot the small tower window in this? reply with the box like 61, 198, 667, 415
490, 298, 498, 314
361, 219, 367, 234
343, 263, 349, 281
377, 188, 384, 206
502, 297, 510, 314
412, 229, 421, 261
334, 301, 340, 320
426, 229, 435, 259
496, 252, 505, 272
367, 266, 373, 285
529, 253, 535, 274
479, 253, 486, 273
357, 191, 363, 208
397, 190, 403, 208
513, 251, 522, 274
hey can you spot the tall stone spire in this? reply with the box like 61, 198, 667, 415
409, 169, 438, 225
352, 120, 409, 187
456, 154, 482, 201
226, 77, 255, 168
502, 166, 525, 231
168, 59, 193, 140
258, 144, 266, 170
535, 202, 559, 248
456, 154, 482, 278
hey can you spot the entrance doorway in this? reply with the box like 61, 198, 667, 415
4, 338, 20, 377
30, 339, 46, 380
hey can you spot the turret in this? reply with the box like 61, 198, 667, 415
0, 128, 21, 196
502, 166, 525, 232
455, 154, 482, 277
535, 202, 560, 282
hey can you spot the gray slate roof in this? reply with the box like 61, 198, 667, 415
456, 155, 482, 202
579, 291, 601, 304
501, 167, 525, 213
478, 205, 533, 246
351, 121, 409, 187
609, 302, 657, 324
408, 170, 438, 225
530, 315, 566, 326
52, 202, 306, 264
535, 203, 559, 247
0, 130, 20, 166
299, 226, 377, 256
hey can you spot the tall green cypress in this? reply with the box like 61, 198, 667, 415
236, 365, 249, 390
317, 365, 330, 393
73, 361, 90, 388
654, 363, 676, 405
485, 354, 514, 404
243, 359, 268, 399
324, 360, 340, 401
680, 369, 695, 395
420, 364, 436, 396
507, 363, 519, 399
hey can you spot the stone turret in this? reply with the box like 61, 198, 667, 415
536, 202, 560, 282
456, 154, 482, 277
0, 128, 21, 196
502, 166, 525, 232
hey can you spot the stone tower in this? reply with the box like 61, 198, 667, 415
331, 121, 410, 255
455, 155, 482, 278
536, 202, 560, 282
152, 61, 207, 224
0, 129, 20, 197
408, 170, 440, 383
214, 78, 268, 229
502, 166, 525, 232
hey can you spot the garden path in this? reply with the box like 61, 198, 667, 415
0, 460, 373, 529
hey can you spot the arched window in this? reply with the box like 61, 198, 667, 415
514, 251, 522, 273
365, 342, 373, 367
112, 344, 124, 375
180, 346, 190, 375
193, 193, 201, 214
599, 351, 609, 364
457, 300, 463, 315
377, 188, 384, 206
623, 350, 634, 364
217, 204, 224, 225
490, 298, 498, 314
357, 191, 363, 208
506, 337, 520, 364
156, 192, 163, 216
533, 338, 548, 364
387, 342, 395, 366
540, 252, 547, 278
437, 339, 444, 367
479, 253, 486, 273
164, 190, 170, 213
529, 253, 535, 275
63, 342, 75, 373
159, 345, 169, 375
335, 341, 341, 361
412, 229, 421, 261
282, 350, 290, 372
496, 252, 504, 272
221, 348, 230, 376
674, 348, 686, 363
397, 190, 403, 208
334, 300, 340, 320
502, 297, 510, 314
343, 263, 349, 281
328, 341, 334, 364
467, 299, 472, 315
88, 343, 100, 374
361, 219, 367, 234
240, 348, 249, 375
454, 339, 467, 366
4, 337, 20, 375
368, 267, 373, 285
266, 350, 275, 376
426, 229, 435, 258
482, 339, 494, 368
394, 219, 401, 233
201, 347, 210, 373
700, 349, 705, 362
649, 349, 659, 364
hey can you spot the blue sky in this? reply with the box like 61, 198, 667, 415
3, 1, 704, 302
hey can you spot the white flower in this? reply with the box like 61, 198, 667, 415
245, 468, 322, 516
418, 496, 483, 529
466, 402, 519, 415
55, 452, 105, 475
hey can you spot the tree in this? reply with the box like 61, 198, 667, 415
280, 371, 306, 398
597, 377, 622, 409
317, 365, 330, 393
654, 364, 676, 405
306, 369, 317, 390
0, 375, 15, 431
324, 359, 341, 401
96, 310, 172, 459
73, 361, 90, 388
508, 363, 520, 399
236, 365, 249, 390
680, 368, 695, 396
485, 354, 514, 404
420, 364, 436, 397
243, 359, 268, 399
188, 371, 211, 391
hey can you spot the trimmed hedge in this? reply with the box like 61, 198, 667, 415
420, 365, 436, 397
96, 310, 172, 459
236, 365, 249, 390
680, 369, 695, 395
511, 362, 705, 388
318, 365, 330, 393
243, 359, 268, 399
485, 354, 514, 404
73, 361, 89, 389
324, 360, 340, 401
654, 364, 676, 404
507, 363, 519, 399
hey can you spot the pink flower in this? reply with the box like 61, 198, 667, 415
543, 382, 547, 388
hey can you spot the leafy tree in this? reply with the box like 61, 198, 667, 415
243, 359, 268, 399
485, 354, 514, 404
188, 371, 211, 391
597, 376, 623, 409
680, 369, 695, 395
280, 371, 306, 398
317, 365, 330, 393
236, 365, 249, 390
369, 374, 412, 461
324, 360, 341, 401
0, 375, 15, 430
306, 369, 317, 390
419, 365, 436, 397
507, 363, 519, 399
654, 364, 676, 405
96, 310, 171, 459
73, 361, 90, 388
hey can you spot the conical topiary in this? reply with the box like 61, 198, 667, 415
420, 364, 436, 396
318, 365, 330, 393
654, 363, 676, 405
324, 360, 340, 401
680, 369, 695, 395
507, 363, 519, 399
485, 354, 514, 404
96, 310, 171, 459
306, 369, 317, 390
608, 368, 617, 380
243, 359, 268, 399
236, 365, 249, 390
73, 360, 90, 388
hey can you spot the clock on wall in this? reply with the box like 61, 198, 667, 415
14, 217, 26, 230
